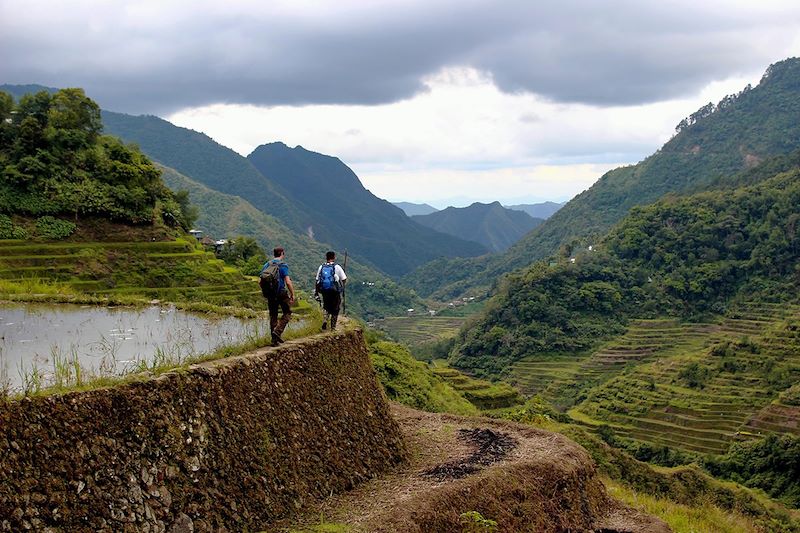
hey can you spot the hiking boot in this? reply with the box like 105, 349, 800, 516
271, 332, 283, 346
321, 321, 327, 330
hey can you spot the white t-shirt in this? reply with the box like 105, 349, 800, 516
315, 262, 347, 285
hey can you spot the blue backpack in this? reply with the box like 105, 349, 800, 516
318, 264, 337, 291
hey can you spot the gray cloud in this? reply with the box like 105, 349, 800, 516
1, 0, 797, 114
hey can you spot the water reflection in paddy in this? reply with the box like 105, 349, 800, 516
0, 302, 285, 391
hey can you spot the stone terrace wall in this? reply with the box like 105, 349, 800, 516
0, 329, 407, 532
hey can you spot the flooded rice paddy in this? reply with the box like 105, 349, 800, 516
0, 302, 285, 391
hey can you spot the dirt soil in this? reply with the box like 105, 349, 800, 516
422, 428, 518, 481
279, 403, 670, 532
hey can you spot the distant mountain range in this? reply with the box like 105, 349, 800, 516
246, 142, 487, 275
504, 201, 564, 220
392, 202, 439, 217
103, 113, 488, 277
411, 202, 543, 252
393, 200, 564, 219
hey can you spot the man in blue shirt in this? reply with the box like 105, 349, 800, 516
260, 246, 295, 346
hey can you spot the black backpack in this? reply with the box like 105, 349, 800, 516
259, 261, 281, 297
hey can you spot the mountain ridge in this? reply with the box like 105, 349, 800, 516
247, 141, 489, 276
504, 201, 564, 220
393, 201, 439, 217
411, 201, 544, 252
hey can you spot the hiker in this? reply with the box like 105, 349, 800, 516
315, 250, 347, 330
259, 246, 295, 346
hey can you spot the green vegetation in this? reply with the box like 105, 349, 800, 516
102, 111, 488, 277
368, 341, 478, 416
0, 89, 195, 229
412, 57, 800, 301
603, 477, 767, 533
459, 511, 498, 532
101, 110, 307, 231
376, 315, 467, 346
705, 434, 800, 508
559, 424, 800, 532
453, 166, 800, 376
411, 201, 543, 253
569, 303, 800, 458
431, 361, 523, 410
0, 235, 267, 308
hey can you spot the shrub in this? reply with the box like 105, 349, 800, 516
0, 214, 27, 239
35, 216, 76, 240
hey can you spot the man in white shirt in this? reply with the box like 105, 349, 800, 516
315, 250, 347, 330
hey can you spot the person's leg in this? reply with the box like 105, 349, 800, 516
273, 292, 292, 338
267, 296, 279, 334
330, 291, 341, 330
321, 290, 336, 330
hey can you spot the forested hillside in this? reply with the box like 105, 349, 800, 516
0, 89, 274, 307
413, 57, 800, 300
411, 201, 543, 252
101, 111, 311, 232
451, 160, 800, 375
247, 142, 488, 276
0, 88, 193, 231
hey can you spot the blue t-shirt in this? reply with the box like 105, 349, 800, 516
262, 259, 290, 293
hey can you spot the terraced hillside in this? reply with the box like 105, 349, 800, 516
512, 319, 715, 407
573, 304, 800, 453
0, 236, 262, 307
512, 302, 800, 455
376, 315, 466, 346
432, 361, 523, 410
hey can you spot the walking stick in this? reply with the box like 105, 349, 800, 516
342, 249, 348, 316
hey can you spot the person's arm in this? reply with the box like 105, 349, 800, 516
314, 265, 322, 295
285, 275, 295, 303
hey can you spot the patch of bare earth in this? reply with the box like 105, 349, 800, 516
278, 403, 669, 532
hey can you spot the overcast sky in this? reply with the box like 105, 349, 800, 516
2, 1, 800, 207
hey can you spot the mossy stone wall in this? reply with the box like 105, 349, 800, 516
0, 330, 406, 532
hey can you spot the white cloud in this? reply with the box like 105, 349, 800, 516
168, 66, 767, 205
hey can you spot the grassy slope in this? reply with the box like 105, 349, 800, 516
0, 224, 265, 308
368, 340, 478, 416
365, 330, 799, 531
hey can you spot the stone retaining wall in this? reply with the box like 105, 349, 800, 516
0, 329, 407, 532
